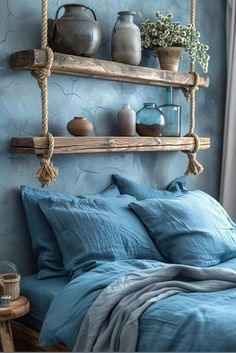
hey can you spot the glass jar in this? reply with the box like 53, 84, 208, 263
158, 88, 181, 137
136, 103, 165, 137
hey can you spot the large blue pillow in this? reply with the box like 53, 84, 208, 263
112, 174, 186, 200
130, 190, 236, 266
21, 183, 120, 279
39, 195, 164, 277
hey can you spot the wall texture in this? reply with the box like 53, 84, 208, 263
0, 0, 226, 275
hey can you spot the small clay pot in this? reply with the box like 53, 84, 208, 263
67, 117, 93, 136
156, 47, 182, 72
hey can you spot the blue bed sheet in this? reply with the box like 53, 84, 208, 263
39, 257, 236, 352
20, 274, 69, 330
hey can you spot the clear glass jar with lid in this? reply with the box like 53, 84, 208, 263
136, 103, 165, 136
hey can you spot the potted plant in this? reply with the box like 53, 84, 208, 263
139, 12, 210, 72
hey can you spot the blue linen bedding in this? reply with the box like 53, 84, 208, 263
39, 257, 236, 352
20, 274, 69, 330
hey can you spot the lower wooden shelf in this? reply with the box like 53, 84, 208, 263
10, 136, 211, 155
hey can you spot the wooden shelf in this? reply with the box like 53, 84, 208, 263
10, 49, 209, 89
11, 136, 211, 155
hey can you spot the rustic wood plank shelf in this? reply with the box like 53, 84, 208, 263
11, 136, 211, 155
10, 49, 209, 89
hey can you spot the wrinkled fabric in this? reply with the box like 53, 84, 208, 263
112, 174, 186, 201
130, 190, 236, 266
21, 184, 120, 279
39, 258, 236, 352
39, 196, 162, 277
74, 265, 236, 352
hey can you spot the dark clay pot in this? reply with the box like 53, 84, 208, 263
48, 4, 102, 57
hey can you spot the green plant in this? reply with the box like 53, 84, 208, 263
139, 12, 210, 73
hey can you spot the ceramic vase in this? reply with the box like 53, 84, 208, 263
117, 104, 136, 136
67, 117, 93, 136
111, 11, 141, 65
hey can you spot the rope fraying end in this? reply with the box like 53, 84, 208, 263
36, 132, 57, 187
35, 158, 58, 188
185, 152, 204, 176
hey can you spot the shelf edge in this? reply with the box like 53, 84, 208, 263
10, 49, 209, 89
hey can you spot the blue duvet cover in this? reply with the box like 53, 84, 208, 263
39, 258, 236, 352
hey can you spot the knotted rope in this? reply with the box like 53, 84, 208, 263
182, 0, 204, 176
32, 0, 58, 187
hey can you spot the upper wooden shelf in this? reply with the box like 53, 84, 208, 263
10, 49, 209, 89
11, 136, 211, 155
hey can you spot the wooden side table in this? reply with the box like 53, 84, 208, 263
0, 296, 30, 352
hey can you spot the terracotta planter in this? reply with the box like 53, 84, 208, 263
156, 47, 182, 72
67, 117, 93, 136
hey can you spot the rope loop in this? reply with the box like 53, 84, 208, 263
185, 132, 200, 154
42, 132, 55, 160
182, 72, 200, 101
31, 47, 54, 85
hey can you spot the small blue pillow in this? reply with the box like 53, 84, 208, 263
39, 195, 164, 277
112, 174, 186, 200
21, 183, 120, 279
130, 191, 236, 266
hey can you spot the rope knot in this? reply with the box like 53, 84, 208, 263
35, 132, 58, 187
185, 151, 204, 176
185, 132, 200, 154
183, 133, 204, 176
35, 157, 58, 188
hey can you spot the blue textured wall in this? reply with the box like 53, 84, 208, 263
0, 0, 226, 275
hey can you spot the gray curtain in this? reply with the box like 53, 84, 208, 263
220, 0, 236, 219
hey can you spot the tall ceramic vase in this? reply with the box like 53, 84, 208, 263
111, 11, 142, 66
156, 47, 182, 72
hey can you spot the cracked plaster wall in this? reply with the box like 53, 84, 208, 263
0, 0, 226, 275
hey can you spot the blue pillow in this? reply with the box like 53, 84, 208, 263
112, 174, 186, 200
39, 195, 164, 277
21, 183, 120, 279
130, 190, 236, 266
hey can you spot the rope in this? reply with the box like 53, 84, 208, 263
32, 0, 58, 187
183, 0, 204, 176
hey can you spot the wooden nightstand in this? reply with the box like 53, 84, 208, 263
0, 296, 30, 352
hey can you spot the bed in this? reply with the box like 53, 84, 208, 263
15, 175, 236, 352
14, 258, 236, 352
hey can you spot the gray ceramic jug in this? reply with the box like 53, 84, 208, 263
48, 4, 102, 57
111, 11, 141, 65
